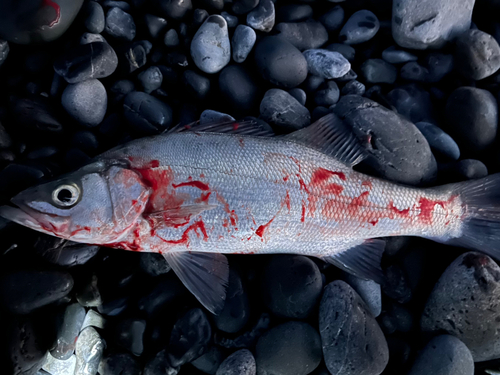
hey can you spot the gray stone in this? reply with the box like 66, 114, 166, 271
82, 309, 106, 331
326, 43, 355, 61
386, 84, 435, 124
105, 7, 136, 41
339, 10, 380, 45
275, 21, 329, 51
76, 274, 102, 307
343, 273, 382, 317
222, 12, 239, 28
288, 88, 307, 106
454, 159, 488, 180
75, 327, 104, 375
246, 0, 275, 32
314, 81, 340, 107
42, 353, 76, 375
319, 280, 389, 375
164, 29, 179, 47
455, 29, 500, 80
332, 95, 437, 185
303, 49, 351, 79
260, 89, 310, 132
421, 252, 500, 362
232, 25, 256, 63
123, 91, 173, 134
84, 1, 105, 34
145, 14, 168, 39
137, 66, 163, 94
415, 122, 460, 160
361, 59, 397, 84
192, 346, 225, 374
80, 33, 106, 45
382, 46, 418, 64
0, 39, 8, 68
191, 15, 231, 74
341, 80, 366, 96
217, 349, 256, 375
320, 6, 344, 32
408, 335, 474, 375
51, 303, 86, 360
62, 79, 107, 127
98, 353, 141, 375
392, 0, 474, 49
200, 110, 235, 125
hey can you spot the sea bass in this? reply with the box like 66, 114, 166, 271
1, 114, 500, 314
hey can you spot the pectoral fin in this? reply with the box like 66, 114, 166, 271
145, 205, 216, 230
162, 251, 229, 315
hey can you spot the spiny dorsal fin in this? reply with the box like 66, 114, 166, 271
168, 119, 274, 137
284, 113, 367, 167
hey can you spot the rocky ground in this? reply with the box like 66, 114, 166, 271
0, 0, 500, 374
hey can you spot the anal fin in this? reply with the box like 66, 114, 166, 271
162, 251, 229, 315
323, 239, 385, 284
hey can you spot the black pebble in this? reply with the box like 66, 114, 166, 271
123, 91, 173, 134
183, 70, 211, 101
219, 65, 259, 113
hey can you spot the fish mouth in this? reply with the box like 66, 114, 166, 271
0, 202, 56, 236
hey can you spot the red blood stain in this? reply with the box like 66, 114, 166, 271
301, 204, 306, 222
42, 0, 60, 27
368, 219, 379, 226
283, 176, 289, 182
200, 173, 205, 178
284, 191, 291, 211
132, 200, 138, 205
233, 122, 240, 130
239, 138, 245, 148
347, 191, 370, 215
362, 180, 373, 189
159, 220, 208, 246
109, 226, 141, 251
217, 194, 238, 227
195, 192, 212, 203
256, 216, 275, 238
70, 226, 92, 236
172, 181, 210, 191
222, 219, 229, 228
298, 179, 309, 193
324, 183, 344, 195
311, 168, 346, 184
388, 201, 410, 217
418, 197, 446, 225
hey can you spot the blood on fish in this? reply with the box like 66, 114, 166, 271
70, 226, 91, 236
283, 176, 289, 182
239, 138, 245, 148
233, 122, 239, 130
362, 180, 373, 189
256, 216, 275, 238
172, 181, 210, 191
42, 0, 60, 27
284, 191, 291, 211
388, 201, 410, 217
159, 220, 208, 246
200, 173, 205, 178
301, 204, 306, 222
368, 219, 379, 226
195, 191, 212, 203
311, 168, 346, 184
324, 183, 344, 196
347, 191, 370, 215
418, 197, 446, 225
217, 194, 238, 228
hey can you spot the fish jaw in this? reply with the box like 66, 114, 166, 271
0, 205, 57, 237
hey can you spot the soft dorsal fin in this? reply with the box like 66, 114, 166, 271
322, 239, 385, 284
168, 119, 274, 137
162, 251, 229, 315
284, 113, 367, 167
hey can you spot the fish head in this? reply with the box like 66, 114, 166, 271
0, 161, 150, 244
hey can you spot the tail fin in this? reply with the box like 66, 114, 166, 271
445, 173, 500, 259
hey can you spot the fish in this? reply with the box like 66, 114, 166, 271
1, 114, 500, 314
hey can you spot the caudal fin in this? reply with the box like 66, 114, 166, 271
445, 173, 500, 259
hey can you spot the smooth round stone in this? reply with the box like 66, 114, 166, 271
123, 91, 173, 134
320, 280, 389, 375
415, 122, 460, 160
42, 353, 76, 375
217, 349, 256, 375
137, 66, 163, 94
145, 14, 167, 39
325, 43, 355, 61
445, 87, 498, 153
8, 317, 47, 375
275, 21, 329, 51
232, 25, 256, 63
159, 0, 192, 19
99, 353, 141, 375
192, 346, 225, 374
200, 110, 235, 124
304, 49, 351, 79
0, 39, 9, 67
455, 29, 500, 80
424, 53, 453, 82
62, 79, 107, 127
453, 159, 488, 180
84, 1, 105, 34
164, 29, 179, 47
361, 58, 397, 84
319, 6, 344, 32
343, 273, 382, 317
221, 12, 238, 28
82, 309, 106, 331
0, 0, 84, 44
260, 89, 310, 132
314, 81, 340, 107
80, 32, 106, 44
219, 65, 259, 112
392, 0, 474, 49
386, 84, 434, 124
337, 68, 358, 82
183, 70, 211, 100
105, 7, 136, 41
0, 270, 74, 315
71, 130, 99, 154
288, 88, 307, 106
256, 321, 321, 375
76, 274, 102, 307
408, 335, 474, 375
168, 308, 212, 367
246, 0, 275, 32
401, 61, 429, 81
341, 80, 366, 96
115, 319, 146, 356
254, 36, 308, 88
139, 252, 171, 276
110, 79, 135, 104
50, 303, 86, 360
382, 46, 418, 64
339, 10, 380, 44
421, 252, 500, 361
138, 277, 185, 318
333, 95, 436, 185
75, 327, 104, 375
276, 4, 313, 23
103, 0, 130, 11
191, 15, 230, 74
232, 0, 259, 15
122, 43, 147, 73
53, 42, 118, 83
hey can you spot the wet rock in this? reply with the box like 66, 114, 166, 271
62, 79, 107, 127
99, 353, 141, 375
326, 43, 355, 62
105, 7, 136, 41
84, 1, 105, 34
145, 14, 167, 39
453, 159, 488, 180
0, 270, 74, 315
415, 122, 460, 160
256, 321, 321, 375
421, 252, 500, 361
42, 353, 76, 375
260, 89, 310, 132
277, 4, 313, 23
221, 12, 238, 28
80, 32, 106, 45
75, 327, 104, 375
217, 349, 256, 375
137, 66, 163, 94
121, 42, 147, 73
332, 95, 437, 185
343, 273, 382, 317
219, 65, 259, 113
247, 0, 275, 32
320, 280, 389, 375
159, 0, 192, 20
445, 87, 498, 154
182, 70, 210, 101
233, 0, 259, 15
455, 29, 500, 80
53, 42, 118, 83
288, 88, 307, 106
123, 91, 173, 134
408, 335, 474, 375
139, 252, 172, 276
76, 274, 102, 307
339, 10, 379, 45
275, 21, 329, 51
255, 36, 308, 88
164, 29, 179, 47
192, 346, 225, 374
392, 0, 474, 49
382, 46, 418, 64
82, 309, 106, 331
200, 110, 235, 124
341, 80, 366, 96
8, 316, 47, 375
303, 49, 351, 79
34, 236, 100, 267
232, 25, 256, 63
314, 81, 340, 107
319, 6, 344, 32
168, 308, 212, 366
115, 318, 146, 356
191, 15, 230, 74
51, 303, 86, 360
144, 349, 179, 375
386, 84, 435, 124
361, 59, 397, 84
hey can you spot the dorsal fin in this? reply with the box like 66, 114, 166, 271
168, 119, 274, 137
284, 113, 367, 167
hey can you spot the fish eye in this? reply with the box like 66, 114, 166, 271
52, 184, 80, 208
